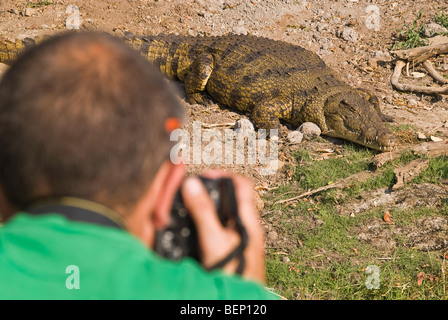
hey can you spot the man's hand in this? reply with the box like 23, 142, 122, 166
181, 172, 266, 284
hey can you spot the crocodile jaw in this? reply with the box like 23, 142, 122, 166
324, 96, 397, 152
324, 128, 396, 152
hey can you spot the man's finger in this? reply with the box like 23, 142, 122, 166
181, 176, 224, 238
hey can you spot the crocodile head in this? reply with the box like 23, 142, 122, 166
323, 90, 397, 152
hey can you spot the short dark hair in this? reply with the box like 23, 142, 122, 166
0, 31, 183, 212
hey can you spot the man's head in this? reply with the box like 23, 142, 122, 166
0, 32, 184, 237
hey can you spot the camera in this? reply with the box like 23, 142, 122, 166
154, 176, 239, 262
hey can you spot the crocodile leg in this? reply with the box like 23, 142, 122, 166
250, 99, 289, 132
184, 52, 215, 104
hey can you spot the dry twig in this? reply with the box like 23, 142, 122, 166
372, 141, 448, 168
391, 42, 448, 95
274, 171, 379, 204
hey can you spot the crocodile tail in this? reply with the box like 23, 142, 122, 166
0, 37, 48, 64
126, 34, 196, 81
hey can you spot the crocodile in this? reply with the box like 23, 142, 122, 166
0, 33, 397, 151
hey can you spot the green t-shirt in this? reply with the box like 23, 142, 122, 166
0, 212, 277, 300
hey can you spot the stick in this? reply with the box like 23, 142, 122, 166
200, 122, 236, 128
392, 158, 429, 190
391, 60, 448, 95
423, 60, 448, 84
274, 171, 379, 204
392, 42, 448, 65
372, 141, 448, 167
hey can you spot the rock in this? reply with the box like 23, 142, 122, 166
234, 118, 254, 133
411, 72, 425, 78
416, 132, 427, 140
267, 230, 278, 241
287, 130, 304, 144
282, 256, 290, 263
430, 136, 443, 142
424, 22, 448, 38
368, 58, 378, 69
373, 50, 391, 60
22, 8, 37, 17
408, 98, 418, 106
298, 122, 321, 140
232, 26, 248, 35
338, 27, 358, 43
316, 23, 329, 32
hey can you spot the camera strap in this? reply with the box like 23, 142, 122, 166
23, 196, 126, 230
205, 213, 248, 275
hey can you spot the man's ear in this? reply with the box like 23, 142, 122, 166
0, 184, 15, 222
125, 160, 185, 247
151, 161, 186, 229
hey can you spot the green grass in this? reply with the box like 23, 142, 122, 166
293, 145, 373, 191
266, 204, 448, 299
435, 10, 448, 31
412, 154, 448, 184
26, 1, 52, 8
393, 11, 428, 50
264, 144, 448, 299
266, 205, 448, 299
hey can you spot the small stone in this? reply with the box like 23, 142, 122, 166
232, 26, 248, 35
187, 29, 197, 36
22, 8, 37, 17
267, 230, 278, 241
287, 130, 304, 144
234, 118, 254, 133
411, 72, 426, 78
368, 58, 378, 69
316, 23, 329, 32
338, 27, 358, 43
416, 132, 427, 140
203, 11, 213, 19
8, 8, 19, 15
430, 136, 443, 142
408, 98, 418, 106
424, 22, 448, 38
298, 122, 321, 140
374, 50, 391, 60
282, 256, 290, 263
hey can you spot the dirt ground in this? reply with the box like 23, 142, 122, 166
2, 0, 448, 283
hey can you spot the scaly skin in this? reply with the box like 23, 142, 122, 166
127, 34, 396, 151
0, 33, 397, 151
